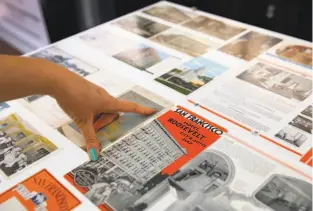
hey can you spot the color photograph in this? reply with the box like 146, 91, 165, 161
113, 44, 171, 73
183, 16, 246, 40
274, 44, 312, 68
156, 57, 227, 95
143, 5, 193, 24
151, 29, 210, 57
237, 62, 312, 102
113, 15, 170, 38
220, 31, 282, 61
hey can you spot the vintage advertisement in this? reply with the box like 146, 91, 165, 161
155, 57, 228, 95
59, 85, 173, 148
0, 114, 57, 177
267, 41, 312, 69
150, 28, 219, 57
64, 106, 227, 211
0, 169, 80, 211
190, 60, 312, 157
183, 15, 246, 40
219, 31, 282, 61
142, 4, 194, 24
112, 15, 170, 38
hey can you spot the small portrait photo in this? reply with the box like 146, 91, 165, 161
275, 126, 308, 147
289, 115, 312, 134
301, 105, 312, 118
220, 31, 282, 61
183, 16, 246, 40
113, 15, 170, 38
143, 5, 193, 24
237, 62, 312, 102
275, 45, 312, 68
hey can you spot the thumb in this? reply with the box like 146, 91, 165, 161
78, 117, 100, 161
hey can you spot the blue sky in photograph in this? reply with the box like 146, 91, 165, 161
137, 44, 170, 60
180, 57, 228, 78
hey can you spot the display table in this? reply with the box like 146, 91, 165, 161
0, 2, 312, 211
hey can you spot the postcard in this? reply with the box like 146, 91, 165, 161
113, 44, 172, 74
113, 15, 170, 38
0, 114, 57, 177
151, 28, 214, 57
143, 5, 194, 24
183, 15, 246, 40
268, 42, 312, 69
31, 46, 99, 77
156, 57, 228, 95
59, 85, 173, 148
0, 169, 80, 211
220, 31, 282, 61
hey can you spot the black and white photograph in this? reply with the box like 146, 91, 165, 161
151, 29, 211, 57
67, 154, 170, 211
237, 62, 312, 102
0, 132, 57, 177
254, 175, 312, 211
183, 16, 246, 40
23, 95, 43, 103
31, 47, 99, 77
113, 15, 170, 38
301, 105, 312, 118
289, 115, 312, 134
164, 150, 236, 211
275, 126, 308, 147
143, 5, 193, 24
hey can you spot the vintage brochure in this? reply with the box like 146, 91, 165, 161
64, 106, 227, 210
64, 106, 312, 211
0, 169, 80, 211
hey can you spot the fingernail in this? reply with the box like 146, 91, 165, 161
89, 148, 98, 161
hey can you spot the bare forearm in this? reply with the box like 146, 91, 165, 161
0, 55, 81, 102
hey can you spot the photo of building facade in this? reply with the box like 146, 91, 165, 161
237, 62, 312, 102
183, 16, 245, 40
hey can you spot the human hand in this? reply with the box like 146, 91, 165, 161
52, 71, 156, 161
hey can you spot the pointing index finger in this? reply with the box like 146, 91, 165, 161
116, 99, 157, 115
